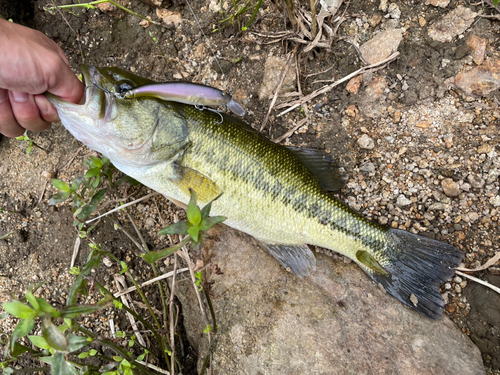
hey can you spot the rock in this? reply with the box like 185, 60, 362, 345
358, 76, 388, 118
454, 58, 500, 96
258, 56, 296, 100
359, 28, 403, 64
177, 228, 486, 375
428, 6, 477, 43
426, 0, 450, 8
442, 178, 460, 197
156, 8, 182, 26
358, 134, 375, 150
486, 168, 500, 184
463, 274, 500, 369
359, 162, 376, 175
96, 2, 117, 11
467, 35, 488, 65
490, 195, 500, 207
477, 144, 492, 154
467, 174, 485, 189
379, 0, 388, 12
396, 194, 412, 206
346, 75, 362, 94
387, 3, 401, 19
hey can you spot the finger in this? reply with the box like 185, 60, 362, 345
48, 64, 85, 105
9, 91, 50, 133
34, 94, 59, 123
0, 89, 24, 137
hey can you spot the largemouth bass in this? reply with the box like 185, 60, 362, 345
47, 65, 463, 320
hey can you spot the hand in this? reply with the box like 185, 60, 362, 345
0, 19, 84, 137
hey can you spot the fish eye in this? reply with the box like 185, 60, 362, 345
117, 83, 133, 93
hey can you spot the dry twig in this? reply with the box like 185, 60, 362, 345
113, 268, 189, 297
457, 251, 500, 272
86, 192, 158, 223
276, 52, 400, 117
455, 270, 500, 295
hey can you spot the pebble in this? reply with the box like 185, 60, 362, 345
396, 195, 412, 207
442, 178, 461, 197
359, 162, 376, 174
258, 56, 297, 100
467, 35, 488, 66
358, 134, 375, 150
467, 174, 485, 189
359, 28, 403, 65
386, 3, 401, 19
426, 0, 450, 7
428, 6, 477, 43
490, 196, 500, 207
454, 58, 500, 96
156, 9, 182, 26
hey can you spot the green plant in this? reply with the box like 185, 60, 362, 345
49, 155, 138, 230
15, 133, 46, 155
216, 0, 264, 32
142, 190, 225, 263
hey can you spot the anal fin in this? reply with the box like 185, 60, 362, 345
260, 242, 316, 277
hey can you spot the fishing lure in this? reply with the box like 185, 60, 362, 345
116, 82, 246, 117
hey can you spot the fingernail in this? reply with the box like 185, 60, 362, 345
11, 91, 29, 103
37, 99, 50, 115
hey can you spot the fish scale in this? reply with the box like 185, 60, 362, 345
46, 65, 463, 319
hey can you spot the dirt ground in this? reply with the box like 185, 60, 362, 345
1, 0, 500, 373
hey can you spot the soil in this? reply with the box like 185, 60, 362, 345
1, 0, 500, 373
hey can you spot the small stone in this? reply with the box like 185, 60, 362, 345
477, 144, 492, 154
396, 195, 412, 207
455, 284, 462, 294
379, 0, 388, 12
387, 3, 401, 19
139, 0, 162, 6
410, 293, 418, 307
454, 58, 500, 96
258, 56, 297, 100
428, 6, 477, 43
467, 35, 488, 65
418, 16, 426, 27
425, 0, 450, 7
359, 162, 375, 174
487, 169, 500, 184
156, 8, 182, 26
393, 110, 402, 123
369, 14, 383, 27
42, 171, 56, 181
345, 105, 358, 118
358, 134, 375, 150
490, 196, 500, 207
442, 178, 460, 197
378, 216, 389, 225
346, 75, 362, 94
102, 257, 112, 268
467, 174, 485, 189
145, 217, 155, 228
359, 28, 403, 64
415, 121, 429, 129
96, 2, 117, 11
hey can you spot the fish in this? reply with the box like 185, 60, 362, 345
46, 65, 463, 320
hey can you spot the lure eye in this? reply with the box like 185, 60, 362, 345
118, 83, 133, 93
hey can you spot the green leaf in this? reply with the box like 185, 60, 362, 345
11, 341, 36, 357
204, 325, 211, 334
3, 301, 35, 319
11, 319, 35, 352
85, 167, 100, 179
49, 191, 71, 205
78, 352, 89, 359
42, 319, 68, 352
158, 221, 189, 236
200, 216, 226, 231
76, 188, 107, 220
71, 175, 84, 191
187, 226, 200, 243
28, 335, 50, 350
25, 292, 39, 311
36, 298, 57, 315
141, 238, 188, 263
187, 190, 201, 226
67, 274, 85, 306
113, 356, 123, 362
51, 179, 71, 192
3, 367, 13, 375
51, 352, 78, 375
68, 334, 90, 353
200, 202, 212, 219
90, 156, 103, 168
89, 349, 97, 356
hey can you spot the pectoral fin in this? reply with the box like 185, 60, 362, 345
174, 165, 222, 204
260, 242, 317, 277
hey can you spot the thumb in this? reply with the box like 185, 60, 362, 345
48, 65, 85, 105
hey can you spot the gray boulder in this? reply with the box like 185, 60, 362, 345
177, 227, 485, 375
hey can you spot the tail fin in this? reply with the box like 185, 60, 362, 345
368, 229, 463, 320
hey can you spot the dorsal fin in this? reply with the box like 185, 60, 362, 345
285, 147, 347, 192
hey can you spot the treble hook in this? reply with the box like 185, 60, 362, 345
195, 105, 224, 125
